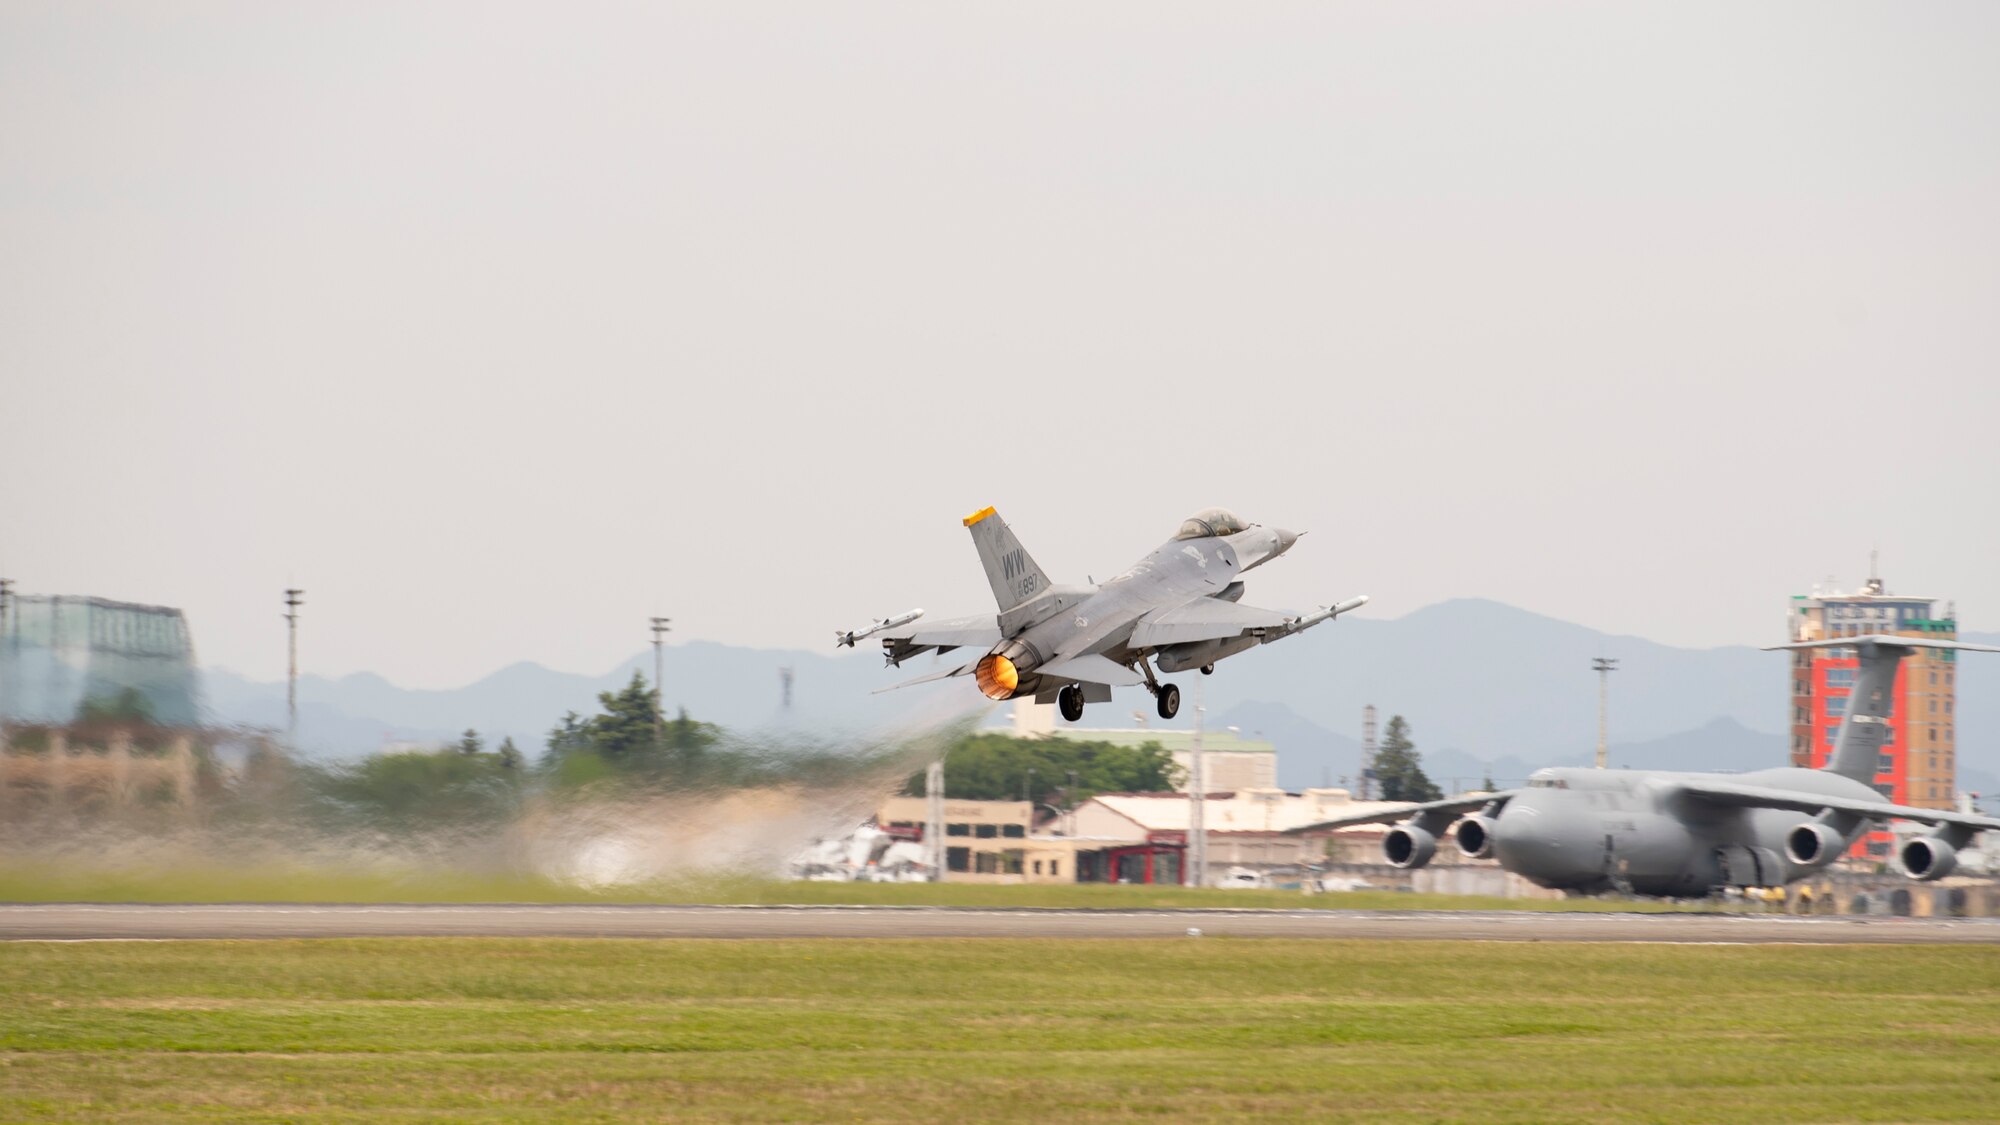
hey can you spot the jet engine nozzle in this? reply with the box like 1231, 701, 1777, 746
1901, 836, 1958, 881
1383, 824, 1438, 869
1784, 822, 1845, 867
1454, 815, 1498, 860
974, 641, 1046, 700
974, 654, 1020, 700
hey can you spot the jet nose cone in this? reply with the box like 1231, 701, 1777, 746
1272, 528, 1300, 555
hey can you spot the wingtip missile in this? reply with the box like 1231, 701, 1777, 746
835, 608, 924, 648
1282, 595, 1369, 636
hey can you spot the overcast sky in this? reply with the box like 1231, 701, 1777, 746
3, 3, 1997, 689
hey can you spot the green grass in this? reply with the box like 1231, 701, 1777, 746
0, 861, 1702, 912
1, 938, 1996, 1122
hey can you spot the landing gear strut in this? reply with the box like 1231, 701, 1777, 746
1057, 684, 1084, 723
1134, 656, 1181, 720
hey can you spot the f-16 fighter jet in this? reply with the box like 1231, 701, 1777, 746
837, 506, 1366, 722
1290, 634, 2000, 897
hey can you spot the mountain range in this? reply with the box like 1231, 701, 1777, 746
198, 599, 2000, 794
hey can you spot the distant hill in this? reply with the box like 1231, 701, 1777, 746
197, 600, 1997, 786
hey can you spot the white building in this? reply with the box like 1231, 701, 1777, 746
1073, 787, 1420, 884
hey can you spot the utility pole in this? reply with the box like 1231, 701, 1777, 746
283, 589, 304, 740
1593, 657, 1619, 769
1361, 704, 1378, 800
1189, 679, 1207, 888
650, 616, 672, 738
925, 757, 946, 880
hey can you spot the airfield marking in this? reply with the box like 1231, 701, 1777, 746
0, 903, 1996, 944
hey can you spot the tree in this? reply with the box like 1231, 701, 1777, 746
1481, 773, 1496, 793
1374, 715, 1442, 803
457, 728, 484, 756
496, 737, 522, 770
901, 733, 1183, 806
588, 672, 660, 763
543, 711, 590, 766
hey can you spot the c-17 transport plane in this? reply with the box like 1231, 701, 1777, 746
1292, 635, 2000, 896
838, 507, 1366, 722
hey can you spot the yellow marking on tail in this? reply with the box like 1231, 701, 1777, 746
962, 506, 997, 527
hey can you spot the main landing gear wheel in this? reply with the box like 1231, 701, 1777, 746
1058, 684, 1085, 722
1156, 683, 1181, 720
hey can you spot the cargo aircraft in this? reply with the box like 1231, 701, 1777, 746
1292, 635, 2000, 895
838, 507, 1365, 722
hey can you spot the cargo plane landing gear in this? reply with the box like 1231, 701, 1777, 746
1057, 684, 1085, 723
1135, 657, 1181, 720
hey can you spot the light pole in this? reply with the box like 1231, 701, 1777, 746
0, 578, 13, 719
283, 589, 304, 740
650, 616, 672, 738
1189, 679, 1207, 888
1593, 657, 1619, 769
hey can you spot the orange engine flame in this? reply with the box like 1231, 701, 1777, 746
974, 654, 1020, 700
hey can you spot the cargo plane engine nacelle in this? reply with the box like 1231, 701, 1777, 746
1783, 821, 1846, 868
1454, 815, 1499, 861
1383, 823, 1438, 869
1901, 835, 1959, 881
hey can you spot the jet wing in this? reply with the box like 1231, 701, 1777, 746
1128, 598, 1292, 648
1287, 792, 1517, 836
877, 613, 1002, 666
1672, 779, 2000, 832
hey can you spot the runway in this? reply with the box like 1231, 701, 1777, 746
3, 903, 1997, 943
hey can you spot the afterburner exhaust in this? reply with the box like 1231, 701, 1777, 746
974, 653, 1020, 700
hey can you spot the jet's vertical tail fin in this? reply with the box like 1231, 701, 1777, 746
963, 507, 1051, 612
1764, 636, 1999, 784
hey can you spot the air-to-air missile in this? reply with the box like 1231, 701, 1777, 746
835, 609, 924, 649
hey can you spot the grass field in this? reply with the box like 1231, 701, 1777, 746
2, 938, 1996, 1123
0, 862, 1703, 913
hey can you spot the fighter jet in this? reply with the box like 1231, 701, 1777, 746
1290, 635, 2000, 896
837, 506, 1366, 722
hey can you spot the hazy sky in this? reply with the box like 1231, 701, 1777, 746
4, 3, 1997, 689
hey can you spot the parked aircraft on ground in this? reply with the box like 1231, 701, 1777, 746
1293, 635, 2000, 896
838, 506, 1364, 722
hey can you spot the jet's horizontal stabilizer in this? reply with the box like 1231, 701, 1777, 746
871, 661, 975, 694
1037, 653, 1146, 687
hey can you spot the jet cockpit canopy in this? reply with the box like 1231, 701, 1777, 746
1174, 507, 1248, 540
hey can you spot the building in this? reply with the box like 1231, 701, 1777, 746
0, 593, 201, 727
1787, 571, 1958, 859
1074, 787, 1423, 884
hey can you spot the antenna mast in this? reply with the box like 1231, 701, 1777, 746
1593, 657, 1619, 769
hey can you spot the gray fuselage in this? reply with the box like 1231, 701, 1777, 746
991, 525, 1291, 693
1492, 766, 1881, 895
